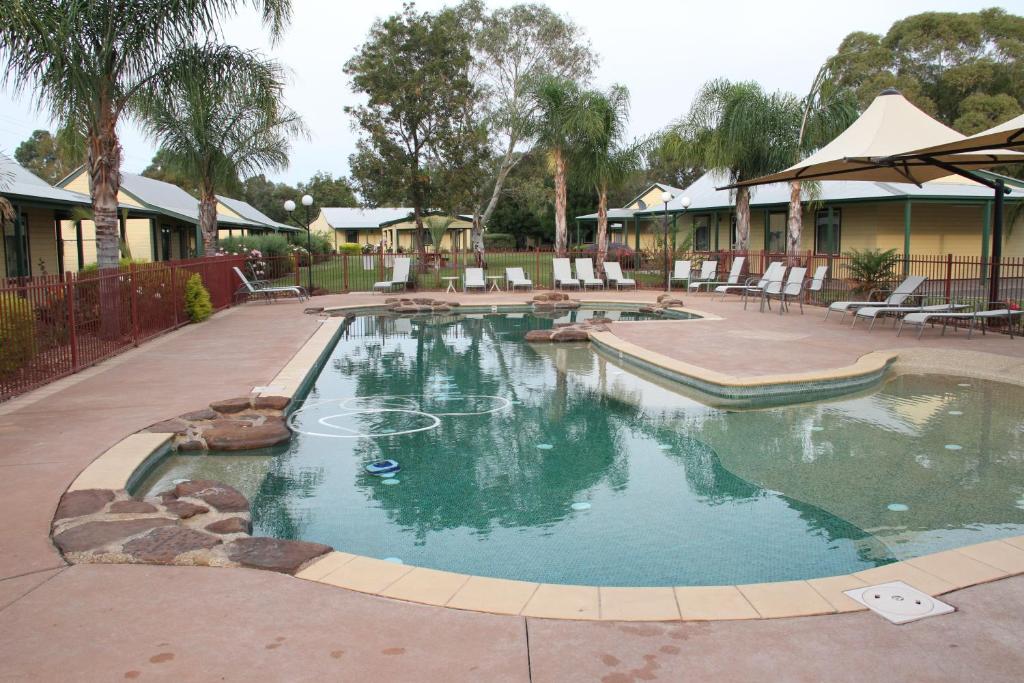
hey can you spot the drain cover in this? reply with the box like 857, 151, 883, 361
844, 581, 954, 624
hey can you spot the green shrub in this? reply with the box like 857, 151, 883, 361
845, 248, 900, 299
338, 242, 362, 255
79, 257, 149, 275
218, 234, 292, 258
483, 232, 515, 250
0, 293, 36, 375
183, 273, 213, 323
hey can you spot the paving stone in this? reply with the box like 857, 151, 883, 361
146, 418, 190, 435
53, 489, 115, 521
122, 526, 222, 563
551, 328, 589, 342
53, 518, 177, 553
179, 408, 218, 421
525, 329, 555, 342
225, 537, 332, 574
163, 501, 210, 519
202, 419, 291, 451
209, 397, 251, 413
253, 395, 290, 411
173, 481, 250, 513
177, 439, 206, 452
108, 501, 158, 514
205, 517, 252, 535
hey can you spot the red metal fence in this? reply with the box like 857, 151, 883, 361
3, 248, 1023, 402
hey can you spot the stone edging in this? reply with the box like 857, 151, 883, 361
54, 299, 1024, 621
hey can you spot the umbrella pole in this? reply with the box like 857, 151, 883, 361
989, 179, 1004, 306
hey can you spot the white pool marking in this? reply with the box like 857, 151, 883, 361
944, 444, 963, 451
379, 472, 397, 478
810, 426, 825, 432
383, 557, 404, 564
957, 383, 972, 387
887, 503, 910, 512
536, 443, 554, 450
657, 444, 672, 450
382, 479, 401, 485
288, 407, 440, 439
571, 502, 591, 511
948, 411, 963, 416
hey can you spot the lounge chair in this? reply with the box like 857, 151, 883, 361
824, 275, 927, 322
373, 256, 411, 293
233, 266, 308, 303
712, 261, 785, 308
898, 305, 1024, 339
603, 262, 635, 290
761, 267, 807, 314
553, 258, 580, 290
464, 267, 486, 293
688, 257, 745, 293
805, 265, 829, 304
505, 267, 533, 291
687, 260, 718, 291
668, 260, 692, 290
574, 258, 604, 289
853, 302, 969, 331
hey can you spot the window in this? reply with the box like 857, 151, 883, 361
693, 215, 711, 251
345, 230, 358, 243
730, 214, 738, 249
766, 212, 786, 253
3, 212, 31, 277
815, 209, 841, 255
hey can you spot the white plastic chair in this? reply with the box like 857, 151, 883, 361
574, 258, 604, 289
669, 260, 692, 290
373, 257, 411, 293
553, 258, 580, 290
464, 267, 486, 293
689, 257, 745, 293
603, 262, 635, 290
233, 266, 308, 303
505, 267, 533, 291
762, 266, 807, 314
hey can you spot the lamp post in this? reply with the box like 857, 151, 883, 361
660, 191, 673, 291
284, 194, 315, 292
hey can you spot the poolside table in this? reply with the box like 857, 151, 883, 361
486, 275, 504, 292
442, 276, 460, 293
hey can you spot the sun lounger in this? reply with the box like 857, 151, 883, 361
553, 258, 580, 290
714, 261, 783, 303
574, 258, 605, 289
464, 267, 486, 293
603, 262, 635, 290
687, 260, 718, 291
668, 260, 692, 290
506, 267, 533, 291
824, 275, 926, 321
689, 257, 745, 293
373, 256, 411, 293
761, 266, 807, 314
898, 305, 1024, 339
233, 266, 308, 303
853, 302, 968, 331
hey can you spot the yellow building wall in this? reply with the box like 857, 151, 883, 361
61, 172, 145, 209
24, 207, 61, 277
216, 202, 244, 219
628, 187, 669, 210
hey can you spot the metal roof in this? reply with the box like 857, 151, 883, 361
318, 207, 416, 229
575, 208, 638, 221
117, 173, 243, 227
216, 194, 299, 232
0, 157, 95, 207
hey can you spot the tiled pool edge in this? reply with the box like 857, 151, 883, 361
73, 302, 1024, 622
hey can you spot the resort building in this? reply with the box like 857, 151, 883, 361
577, 174, 1024, 259
310, 207, 473, 252
215, 195, 297, 238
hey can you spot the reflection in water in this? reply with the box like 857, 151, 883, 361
137, 312, 1024, 586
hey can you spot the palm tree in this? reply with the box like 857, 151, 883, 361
679, 80, 797, 252
0, 0, 291, 270
572, 86, 647, 275
529, 75, 593, 257
786, 64, 859, 260
138, 45, 304, 254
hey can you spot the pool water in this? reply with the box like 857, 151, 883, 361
138, 311, 1024, 586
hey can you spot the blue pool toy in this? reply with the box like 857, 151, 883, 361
366, 459, 401, 476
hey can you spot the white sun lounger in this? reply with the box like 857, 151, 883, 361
603, 262, 635, 290
669, 260, 692, 290
824, 275, 927, 321
505, 267, 533, 291
553, 258, 580, 290
464, 267, 486, 293
373, 256, 411, 293
574, 258, 605, 289
714, 261, 783, 302
689, 257, 745, 293
233, 266, 308, 303
761, 266, 807, 314
853, 302, 969, 331
687, 260, 717, 291
898, 306, 1024, 339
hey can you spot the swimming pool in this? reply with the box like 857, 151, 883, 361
138, 310, 1024, 586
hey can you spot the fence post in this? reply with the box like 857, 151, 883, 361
945, 253, 953, 301
535, 247, 540, 287
342, 253, 350, 292
294, 254, 301, 287
64, 272, 78, 372
129, 262, 140, 345
171, 262, 180, 328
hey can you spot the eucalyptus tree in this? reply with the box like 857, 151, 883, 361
529, 75, 595, 257
139, 45, 304, 253
679, 80, 797, 251
573, 85, 647, 274
0, 0, 292, 270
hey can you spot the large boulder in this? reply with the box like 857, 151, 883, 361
553, 301, 580, 309
146, 418, 190, 435
225, 537, 332, 574
53, 489, 115, 522
122, 526, 222, 564
524, 329, 555, 342
163, 500, 210, 519
202, 418, 290, 451
209, 397, 251, 414
53, 518, 177, 553
205, 517, 252, 535
179, 408, 218, 422
253, 395, 290, 411
551, 328, 590, 342
172, 481, 250, 514
107, 501, 158, 514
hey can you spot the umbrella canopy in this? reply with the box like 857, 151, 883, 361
722, 89, 1022, 189
893, 113, 1024, 158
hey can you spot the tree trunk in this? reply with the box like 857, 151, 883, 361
735, 186, 751, 252
553, 148, 568, 257
413, 207, 427, 273
199, 185, 219, 255
786, 181, 802, 265
480, 147, 519, 227
471, 213, 485, 267
595, 186, 608, 277
86, 100, 123, 340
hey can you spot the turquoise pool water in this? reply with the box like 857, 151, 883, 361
138, 311, 1024, 586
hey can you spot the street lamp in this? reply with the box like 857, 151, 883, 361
660, 191, 673, 291
284, 194, 315, 292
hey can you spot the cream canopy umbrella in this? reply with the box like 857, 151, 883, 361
722, 89, 1023, 302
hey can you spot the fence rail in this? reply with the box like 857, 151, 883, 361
3, 249, 1022, 401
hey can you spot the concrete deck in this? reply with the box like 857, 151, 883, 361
1, 290, 1023, 681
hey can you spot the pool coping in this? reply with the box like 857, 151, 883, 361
69, 300, 1024, 622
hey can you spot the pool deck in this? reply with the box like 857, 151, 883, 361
2, 290, 1024, 681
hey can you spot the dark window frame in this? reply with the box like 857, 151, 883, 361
765, 211, 787, 254
814, 208, 842, 256
692, 214, 711, 251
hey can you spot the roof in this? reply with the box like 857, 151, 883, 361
575, 208, 638, 221
0, 157, 95, 208
318, 207, 416, 229
624, 183, 686, 210
216, 195, 299, 232
576, 171, 1020, 220
899, 112, 1024, 158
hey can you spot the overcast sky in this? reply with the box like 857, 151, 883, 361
0, 0, 1011, 185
